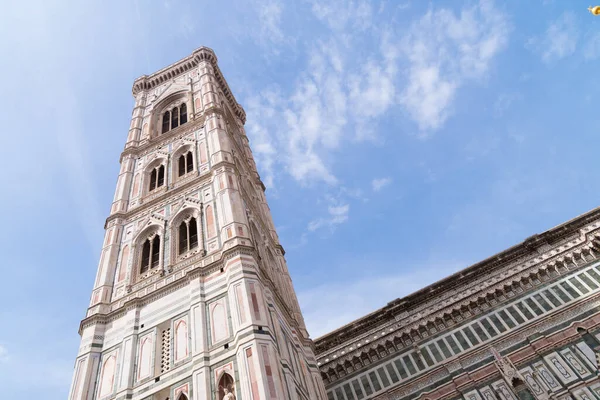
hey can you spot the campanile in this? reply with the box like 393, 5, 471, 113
68, 47, 327, 400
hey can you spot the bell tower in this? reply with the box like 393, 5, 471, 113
68, 47, 327, 400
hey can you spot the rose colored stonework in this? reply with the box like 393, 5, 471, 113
68, 47, 325, 400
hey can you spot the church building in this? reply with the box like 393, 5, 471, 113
314, 213, 600, 400
68, 48, 327, 400
69, 48, 600, 400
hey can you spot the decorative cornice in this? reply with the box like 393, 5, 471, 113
104, 167, 213, 229
379, 294, 600, 400
80, 244, 255, 333
120, 114, 206, 163
315, 221, 600, 377
131, 47, 246, 124
79, 243, 306, 340
315, 207, 600, 354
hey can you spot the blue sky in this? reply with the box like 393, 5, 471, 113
2, 0, 600, 397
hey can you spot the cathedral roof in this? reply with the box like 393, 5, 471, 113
314, 204, 600, 354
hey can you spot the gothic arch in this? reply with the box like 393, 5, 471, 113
150, 90, 190, 138
169, 206, 203, 263
131, 223, 164, 282
172, 143, 196, 182
98, 354, 116, 397
217, 371, 235, 400
142, 157, 168, 197
176, 394, 189, 400
174, 319, 189, 362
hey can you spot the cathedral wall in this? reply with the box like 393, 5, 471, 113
316, 216, 600, 400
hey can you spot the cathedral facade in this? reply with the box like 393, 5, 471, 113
68, 48, 327, 400
314, 213, 600, 400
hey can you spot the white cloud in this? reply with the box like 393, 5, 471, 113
584, 32, 600, 60
258, 0, 285, 44
398, 0, 510, 134
299, 261, 464, 338
528, 12, 578, 63
247, 0, 509, 186
310, 0, 373, 32
372, 177, 392, 191
493, 91, 522, 117
245, 0, 509, 238
0, 345, 8, 363
308, 203, 350, 232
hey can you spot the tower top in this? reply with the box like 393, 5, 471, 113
132, 46, 246, 124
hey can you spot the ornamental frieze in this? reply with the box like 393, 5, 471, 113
317, 226, 600, 374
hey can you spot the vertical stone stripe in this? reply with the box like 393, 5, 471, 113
105, 229, 113, 246
211, 299, 230, 343
175, 320, 188, 361
70, 357, 85, 400
199, 141, 208, 164
250, 283, 261, 320
246, 347, 261, 400
132, 174, 140, 198
117, 245, 129, 282
98, 354, 116, 398
262, 345, 277, 399
138, 336, 153, 380
193, 305, 203, 353
235, 284, 247, 324
206, 205, 216, 238
118, 339, 132, 390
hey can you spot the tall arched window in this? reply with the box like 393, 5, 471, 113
162, 110, 170, 134
149, 165, 165, 192
140, 235, 161, 274
186, 151, 193, 173
178, 151, 194, 177
178, 217, 198, 255
171, 106, 179, 129
180, 103, 188, 124
161, 103, 189, 134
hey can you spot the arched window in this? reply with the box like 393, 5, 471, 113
186, 151, 193, 173
178, 151, 194, 177
217, 372, 235, 400
157, 165, 165, 187
160, 103, 189, 134
180, 103, 188, 124
178, 217, 198, 255
140, 235, 161, 274
149, 169, 157, 191
178, 154, 186, 177
149, 165, 165, 192
171, 106, 179, 129
162, 110, 170, 134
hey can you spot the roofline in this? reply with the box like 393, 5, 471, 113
131, 46, 246, 124
314, 204, 600, 345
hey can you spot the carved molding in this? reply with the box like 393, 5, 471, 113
316, 224, 600, 379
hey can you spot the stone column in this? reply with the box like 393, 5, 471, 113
88, 218, 124, 315
115, 307, 140, 396
68, 323, 104, 400
110, 153, 135, 215
125, 92, 146, 148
